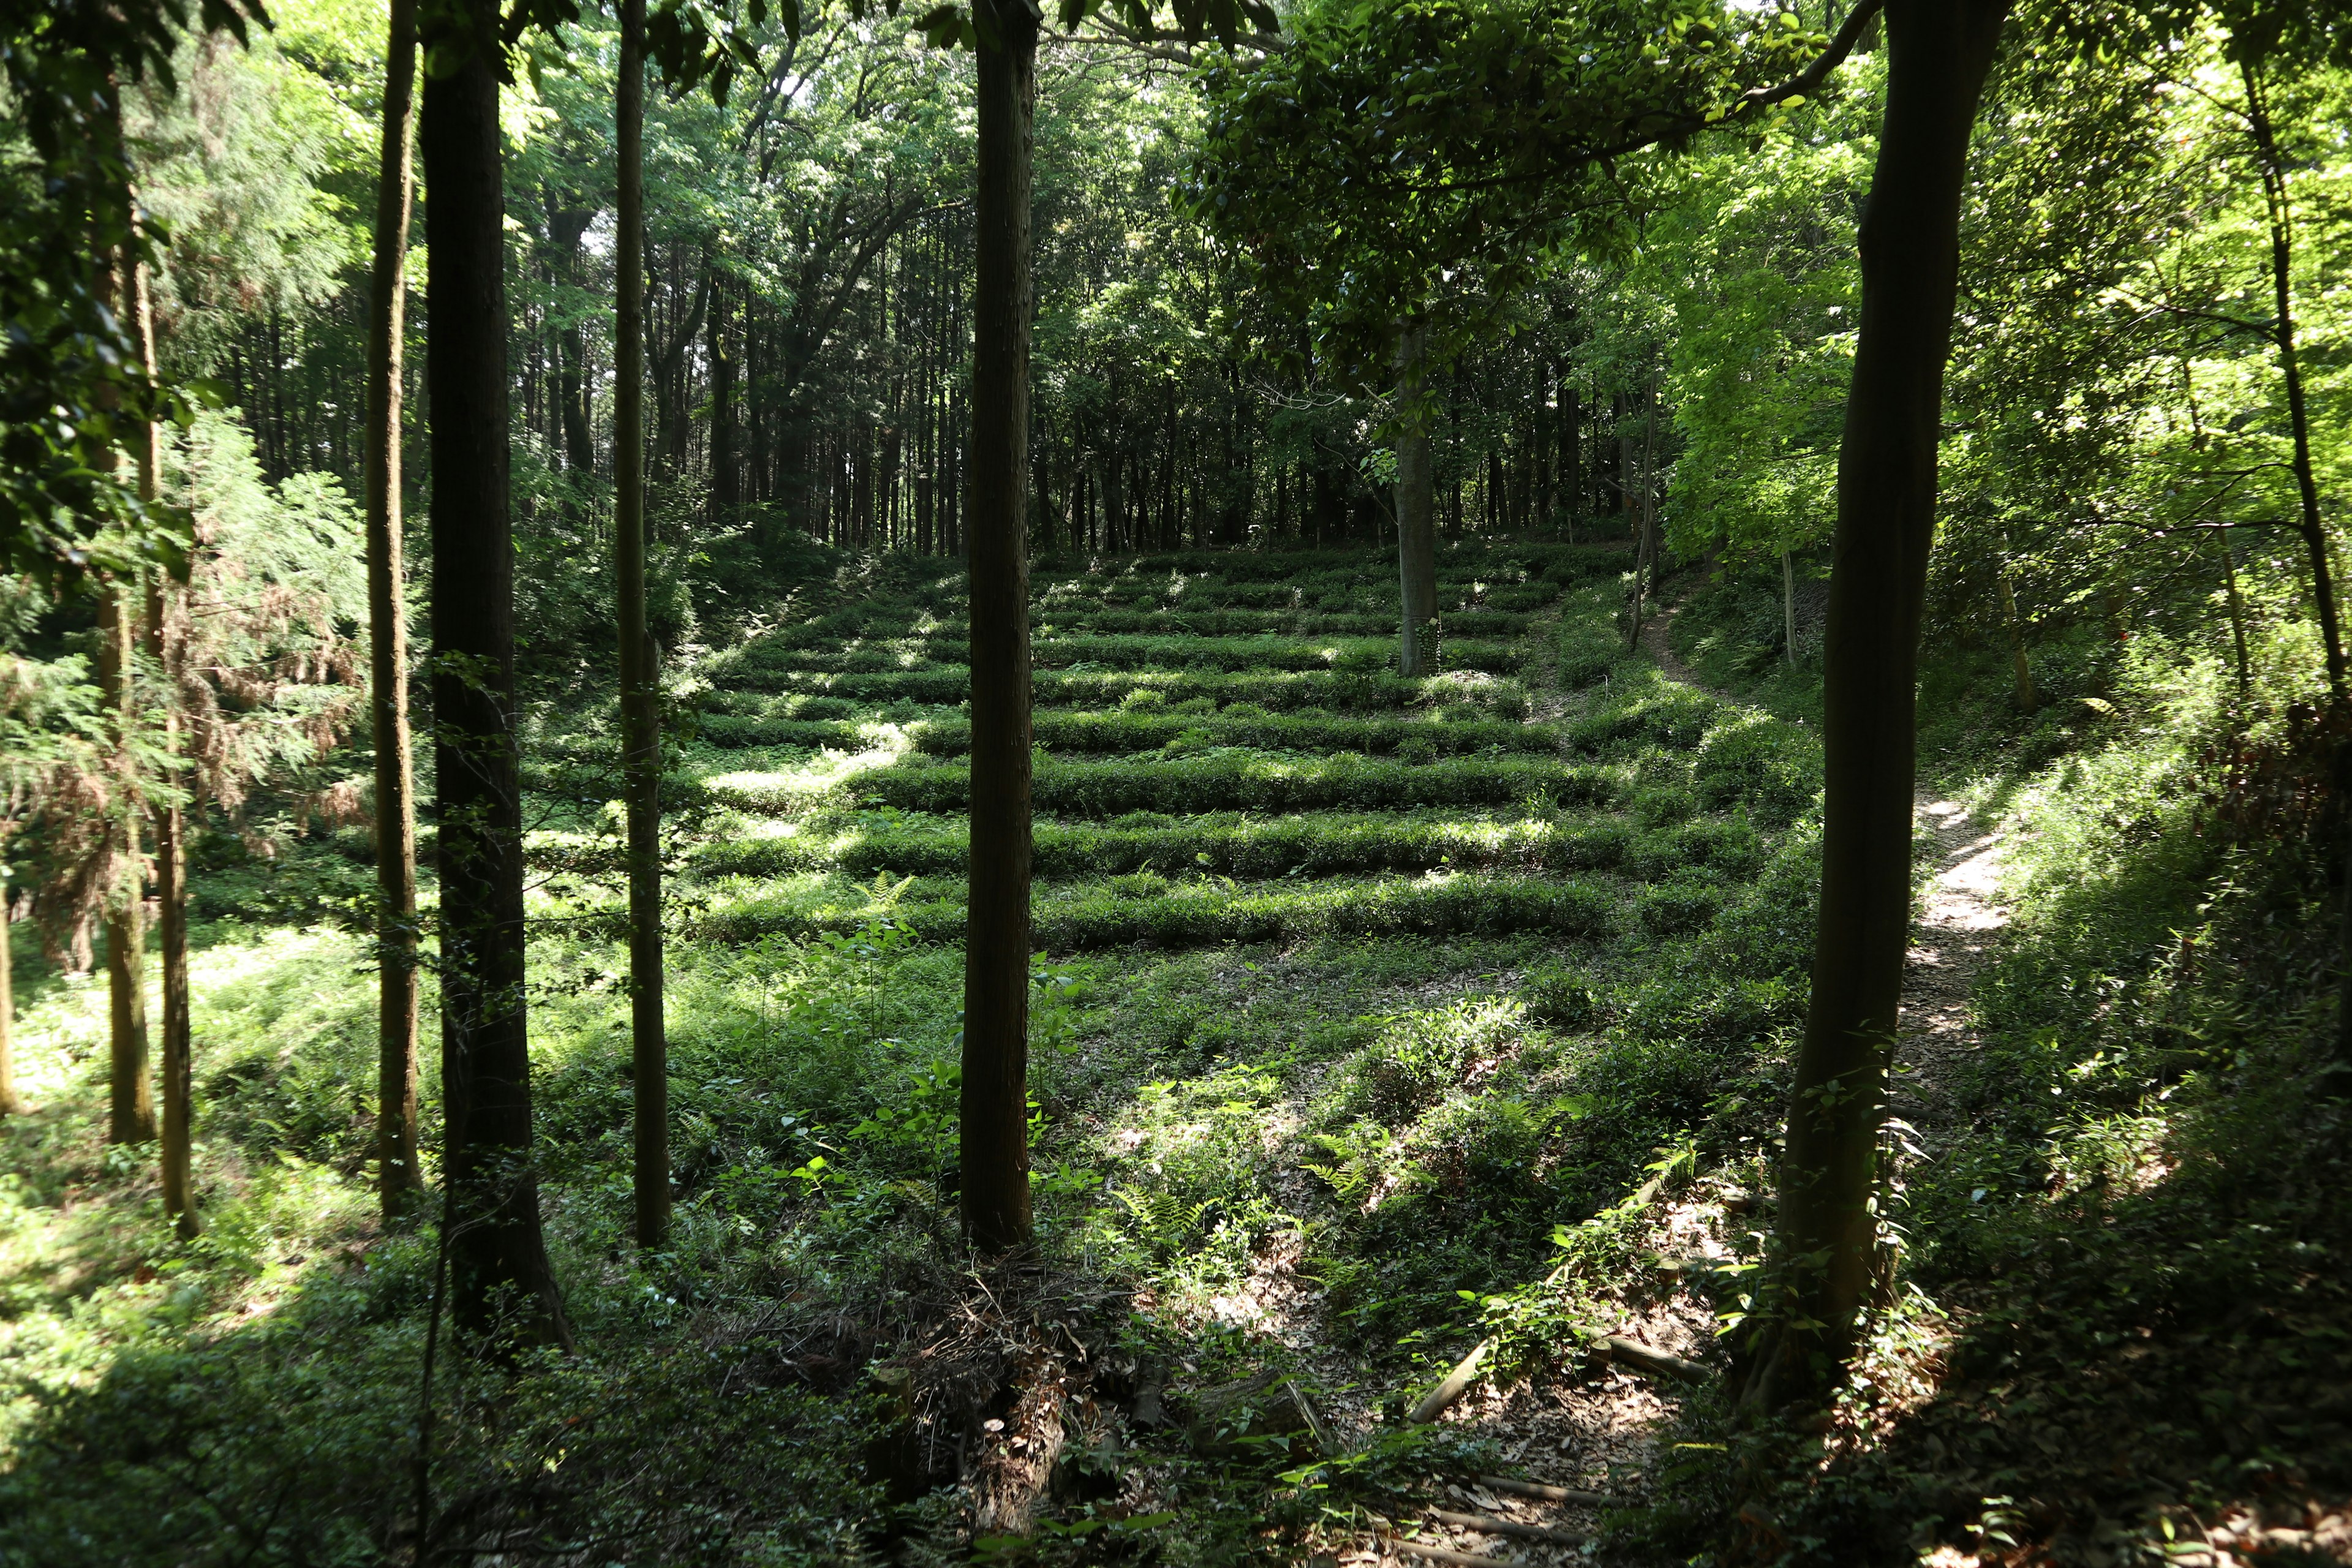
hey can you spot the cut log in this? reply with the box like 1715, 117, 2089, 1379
1476, 1474, 1610, 1505
1432, 1509, 1589, 1546
1406, 1338, 1491, 1425
1390, 1542, 1526, 1567
1592, 1333, 1709, 1385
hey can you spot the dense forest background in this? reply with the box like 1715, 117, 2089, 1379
3, 0, 2351, 1562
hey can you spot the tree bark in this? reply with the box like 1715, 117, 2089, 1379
549, 203, 597, 482
617, 0, 669, 1252
421, 0, 572, 1350
1741, 0, 2008, 1411
1784, 551, 1800, 668
1394, 323, 1438, 677
367, 0, 423, 1220
100, 571, 153, 1146
2239, 56, 2342, 696
0, 870, 22, 1116
709, 268, 737, 518
960, 0, 1039, 1259
132, 251, 199, 1237
1999, 551, 2035, 710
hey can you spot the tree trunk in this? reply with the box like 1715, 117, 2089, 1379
421, 0, 572, 1351
1561, 383, 1581, 535
549, 202, 597, 483
367, 0, 423, 1219
709, 268, 737, 518
1740, 0, 2009, 1412
1394, 322, 1438, 678
1784, 550, 1800, 668
100, 570, 153, 1147
1625, 378, 1660, 650
960, 0, 1039, 1259
1999, 551, 2035, 710
130, 250, 200, 1237
2240, 56, 2343, 696
617, 0, 669, 1252
0, 870, 22, 1116
149, 571, 197, 1237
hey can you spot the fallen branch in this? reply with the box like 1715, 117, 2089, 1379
1405, 1169, 1697, 1422
1432, 1508, 1589, 1545
1591, 1332, 1709, 1385
1476, 1474, 1611, 1505
1390, 1541, 1527, 1567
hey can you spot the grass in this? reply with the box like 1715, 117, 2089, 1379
0, 536, 1873, 1565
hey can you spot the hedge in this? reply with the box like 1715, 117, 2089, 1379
841, 752, 1622, 817
692, 809, 1638, 881
696, 708, 1558, 758
695, 870, 1619, 951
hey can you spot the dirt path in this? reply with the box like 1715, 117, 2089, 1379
1639, 597, 2012, 1123
1350, 599, 2016, 1566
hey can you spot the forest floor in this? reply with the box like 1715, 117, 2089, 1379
5, 546, 2350, 1568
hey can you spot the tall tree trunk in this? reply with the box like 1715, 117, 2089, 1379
709, 268, 737, 518
1784, 551, 1800, 668
1999, 551, 2035, 710
421, 0, 571, 1351
549, 203, 597, 483
617, 0, 669, 1251
99, 184, 154, 1149
960, 0, 1039, 1259
1394, 322, 1438, 678
100, 571, 152, 1147
368, 0, 423, 1219
2241, 56, 2343, 696
1740, 0, 2009, 1412
130, 251, 200, 1237
0, 870, 21, 1117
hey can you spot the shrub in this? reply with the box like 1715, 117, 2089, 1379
1692, 712, 1823, 827
848, 753, 1623, 818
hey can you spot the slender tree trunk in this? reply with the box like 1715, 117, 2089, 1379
129, 252, 200, 1237
1394, 322, 1438, 678
960, 0, 1039, 1259
421, 0, 571, 1350
100, 571, 153, 1146
0, 869, 22, 1117
1625, 378, 1660, 650
1784, 551, 1800, 667
1562, 385, 1581, 535
97, 185, 154, 1149
1741, 0, 2008, 1412
2220, 530, 2250, 696
709, 267, 737, 518
617, 0, 669, 1251
368, 0, 423, 1219
2241, 58, 2343, 696
1999, 552, 2035, 710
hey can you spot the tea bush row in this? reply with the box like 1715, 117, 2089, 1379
826, 752, 1624, 817
696, 707, 1558, 758
693, 808, 1664, 880
696, 870, 1619, 951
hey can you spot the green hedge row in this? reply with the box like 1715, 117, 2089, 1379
702, 665, 1529, 716
836, 752, 1621, 817
695, 870, 1618, 951
716, 633, 1529, 678
692, 809, 1642, 880
1028, 607, 1534, 639
695, 707, 1557, 758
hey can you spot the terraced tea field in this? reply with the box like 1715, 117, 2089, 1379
521, 539, 1825, 1393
